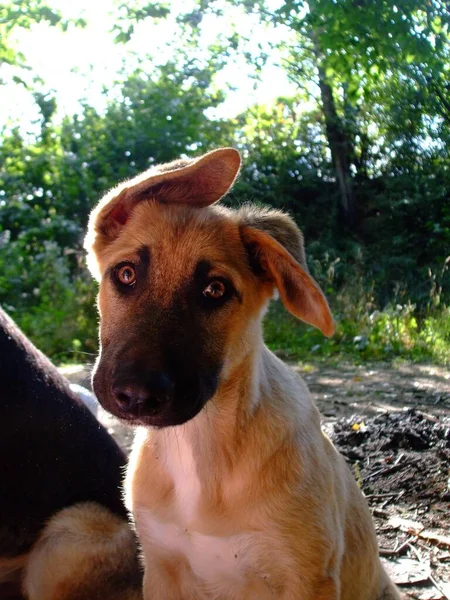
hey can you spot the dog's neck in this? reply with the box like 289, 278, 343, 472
154, 330, 291, 479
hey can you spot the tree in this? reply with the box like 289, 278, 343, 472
1, 0, 449, 359
136, 0, 449, 229
0, 0, 85, 85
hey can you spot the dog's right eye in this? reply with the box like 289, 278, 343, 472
200, 277, 234, 309
203, 280, 226, 300
115, 264, 137, 286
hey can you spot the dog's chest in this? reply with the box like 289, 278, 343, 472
137, 510, 275, 598
135, 433, 275, 598
143, 516, 244, 574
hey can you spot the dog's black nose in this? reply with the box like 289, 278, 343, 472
111, 371, 174, 415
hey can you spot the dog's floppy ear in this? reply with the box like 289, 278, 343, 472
239, 207, 334, 337
85, 147, 241, 250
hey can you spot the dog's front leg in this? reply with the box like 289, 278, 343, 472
143, 568, 181, 600
143, 565, 182, 600
314, 577, 339, 600
279, 577, 339, 600
142, 557, 198, 600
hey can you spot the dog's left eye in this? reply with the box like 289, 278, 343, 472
203, 280, 226, 300
115, 264, 137, 286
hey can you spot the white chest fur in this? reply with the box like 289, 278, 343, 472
135, 509, 275, 599
163, 428, 201, 523
132, 428, 275, 599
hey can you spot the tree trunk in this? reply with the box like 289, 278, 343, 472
312, 35, 356, 228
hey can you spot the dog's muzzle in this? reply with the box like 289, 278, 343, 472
94, 358, 220, 427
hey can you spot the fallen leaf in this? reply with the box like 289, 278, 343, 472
419, 531, 450, 548
388, 516, 424, 535
415, 589, 445, 600
381, 557, 429, 585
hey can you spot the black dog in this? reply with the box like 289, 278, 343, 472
0, 307, 142, 600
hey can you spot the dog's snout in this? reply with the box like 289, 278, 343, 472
111, 371, 174, 415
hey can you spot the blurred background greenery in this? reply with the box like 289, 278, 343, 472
1, 0, 449, 364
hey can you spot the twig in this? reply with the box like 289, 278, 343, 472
393, 453, 405, 466
362, 458, 418, 482
381, 489, 405, 510
365, 493, 399, 499
372, 507, 390, 518
416, 410, 439, 423
408, 542, 450, 600
379, 536, 414, 557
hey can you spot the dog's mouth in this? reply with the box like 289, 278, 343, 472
109, 399, 208, 428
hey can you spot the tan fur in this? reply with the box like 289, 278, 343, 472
85, 147, 241, 280
22, 503, 142, 600
0, 553, 28, 590
86, 148, 401, 600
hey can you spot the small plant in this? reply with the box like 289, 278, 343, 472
264, 295, 450, 365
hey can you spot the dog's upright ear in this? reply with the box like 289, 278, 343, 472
84, 148, 241, 276
239, 206, 334, 337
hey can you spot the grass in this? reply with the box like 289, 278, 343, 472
263, 301, 450, 365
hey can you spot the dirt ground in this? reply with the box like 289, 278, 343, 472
62, 361, 450, 599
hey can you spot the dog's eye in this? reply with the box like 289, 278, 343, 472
115, 264, 136, 286
203, 280, 226, 300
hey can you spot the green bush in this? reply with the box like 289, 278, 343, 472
0, 235, 98, 361
264, 299, 450, 365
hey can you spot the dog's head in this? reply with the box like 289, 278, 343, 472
85, 148, 334, 427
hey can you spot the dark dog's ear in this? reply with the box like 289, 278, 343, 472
239, 207, 334, 337
84, 148, 241, 270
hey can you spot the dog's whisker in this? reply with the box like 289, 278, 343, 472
81, 375, 93, 387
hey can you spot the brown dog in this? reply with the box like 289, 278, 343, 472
0, 307, 142, 600
85, 148, 401, 599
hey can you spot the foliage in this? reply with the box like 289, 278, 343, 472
264, 245, 450, 365
0, 56, 233, 358
0, 0, 85, 85
111, 1, 170, 43
164, 0, 450, 227
264, 300, 450, 366
0, 0, 449, 364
